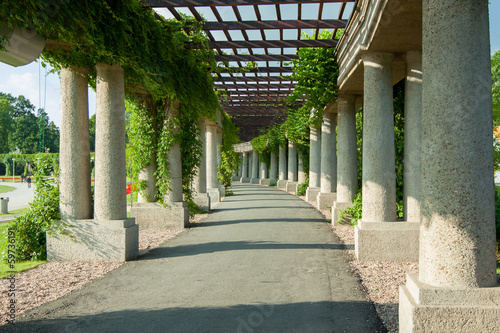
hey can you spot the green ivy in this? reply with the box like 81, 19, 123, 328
218, 113, 241, 193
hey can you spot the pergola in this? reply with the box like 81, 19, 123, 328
145, 0, 355, 141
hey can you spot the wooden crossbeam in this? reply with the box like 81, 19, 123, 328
213, 76, 294, 82
146, 1, 353, 7
215, 67, 293, 73
204, 19, 347, 30
214, 54, 297, 62
188, 39, 338, 49
214, 83, 295, 89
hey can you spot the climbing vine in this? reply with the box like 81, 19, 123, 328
218, 112, 241, 193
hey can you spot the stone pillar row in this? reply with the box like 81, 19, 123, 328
318, 110, 338, 211
305, 124, 321, 202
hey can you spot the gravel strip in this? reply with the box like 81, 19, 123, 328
0, 213, 208, 326
332, 223, 418, 333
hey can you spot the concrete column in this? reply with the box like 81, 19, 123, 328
250, 150, 259, 184
194, 119, 207, 195
277, 144, 288, 189
137, 162, 156, 203
164, 103, 183, 204
48, 63, 138, 262
400, 1, 500, 331
298, 154, 305, 184
318, 111, 338, 211
403, 51, 422, 222
206, 122, 220, 206
59, 67, 92, 220
360, 52, 397, 222
355, 53, 419, 262
285, 141, 298, 193
269, 152, 278, 179
260, 162, 267, 179
306, 125, 321, 202
216, 128, 222, 168
94, 63, 128, 221
240, 152, 249, 182
337, 95, 358, 204
206, 123, 218, 189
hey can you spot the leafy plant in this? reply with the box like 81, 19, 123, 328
3, 155, 60, 261
296, 176, 309, 196
337, 191, 362, 225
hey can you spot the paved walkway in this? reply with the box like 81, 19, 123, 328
0, 181, 35, 223
9, 182, 383, 332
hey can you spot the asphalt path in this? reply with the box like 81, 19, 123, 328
7, 182, 384, 333
0, 181, 34, 211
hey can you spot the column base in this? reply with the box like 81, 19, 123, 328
277, 180, 288, 189
240, 177, 250, 183
285, 181, 298, 194
268, 179, 276, 186
218, 184, 226, 197
192, 193, 210, 212
131, 202, 188, 229
317, 192, 337, 210
355, 220, 419, 262
399, 274, 500, 332
47, 218, 138, 262
250, 178, 260, 184
207, 188, 220, 209
305, 187, 321, 203
332, 201, 351, 225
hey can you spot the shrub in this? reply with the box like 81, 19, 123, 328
4, 155, 59, 261
296, 176, 309, 196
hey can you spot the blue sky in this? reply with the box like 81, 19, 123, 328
0, 2, 499, 128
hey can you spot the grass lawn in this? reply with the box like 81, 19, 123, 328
0, 185, 16, 194
0, 224, 45, 279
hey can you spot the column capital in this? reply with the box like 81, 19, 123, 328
361, 52, 394, 66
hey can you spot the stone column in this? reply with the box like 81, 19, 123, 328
240, 152, 249, 183
403, 51, 422, 222
250, 150, 259, 184
318, 111, 338, 211
286, 141, 298, 193
400, 1, 499, 331
355, 53, 418, 262
137, 162, 156, 203
269, 151, 277, 186
48, 63, 138, 262
206, 122, 220, 206
59, 67, 92, 220
332, 96, 357, 218
297, 154, 305, 184
192, 119, 210, 211
306, 125, 321, 202
277, 144, 287, 189
260, 161, 267, 179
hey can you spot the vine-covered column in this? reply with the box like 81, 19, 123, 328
306, 124, 321, 202
355, 53, 418, 262
193, 118, 210, 211
286, 140, 298, 193
49, 63, 138, 262
400, 1, 499, 331
277, 144, 287, 189
318, 110, 338, 211
250, 150, 259, 184
206, 121, 220, 205
403, 51, 422, 223
58, 67, 92, 220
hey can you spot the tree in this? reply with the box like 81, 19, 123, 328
0, 99, 13, 153
89, 114, 96, 152
491, 51, 500, 171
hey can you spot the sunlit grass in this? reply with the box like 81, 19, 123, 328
0, 185, 16, 194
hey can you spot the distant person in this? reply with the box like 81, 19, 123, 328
20, 174, 24, 183
26, 176, 31, 189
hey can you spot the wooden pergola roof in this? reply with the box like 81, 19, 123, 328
145, 0, 354, 141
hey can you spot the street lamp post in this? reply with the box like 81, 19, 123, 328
12, 158, 15, 183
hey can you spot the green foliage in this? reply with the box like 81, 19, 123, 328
296, 176, 309, 196
251, 134, 271, 167
89, 114, 96, 152
495, 187, 500, 261
4, 155, 60, 261
492, 50, 500, 127
218, 113, 241, 190
337, 191, 363, 225
287, 30, 340, 127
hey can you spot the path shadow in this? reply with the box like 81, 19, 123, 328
135, 240, 349, 260
197, 217, 327, 227
7, 301, 386, 333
